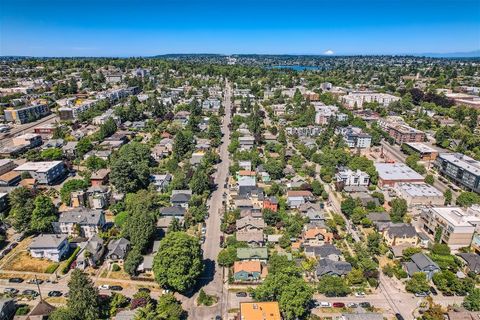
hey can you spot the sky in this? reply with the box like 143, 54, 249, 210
0, 0, 479, 57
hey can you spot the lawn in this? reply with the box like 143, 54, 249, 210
4, 251, 59, 273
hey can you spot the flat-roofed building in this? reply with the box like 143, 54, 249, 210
341, 91, 400, 109
12, 133, 42, 147
395, 183, 444, 207
4, 104, 50, 124
374, 163, 424, 188
435, 153, 480, 193
14, 161, 65, 184
404, 142, 439, 161
239, 301, 281, 320
379, 116, 426, 144
58, 99, 98, 121
338, 126, 372, 149
420, 206, 480, 249
0, 159, 16, 176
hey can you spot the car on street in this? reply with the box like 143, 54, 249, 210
98, 284, 110, 290
236, 292, 247, 297
347, 303, 358, 308
110, 285, 123, 291
22, 289, 39, 297
333, 302, 345, 308
215, 316, 222, 320
414, 292, 428, 297
359, 302, 371, 308
4, 288, 19, 295
429, 287, 438, 296
395, 314, 405, 320
27, 279, 43, 285
8, 277, 23, 283
319, 301, 331, 308
48, 291, 63, 297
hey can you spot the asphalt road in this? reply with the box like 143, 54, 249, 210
0, 113, 57, 146
185, 81, 232, 320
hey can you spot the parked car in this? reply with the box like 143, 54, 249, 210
443, 291, 454, 296
48, 291, 63, 297
22, 289, 39, 297
429, 287, 438, 296
236, 292, 248, 297
27, 279, 43, 285
359, 302, 371, 308
4, 288, 19, 295
110, 285, 123, 291
395, 314, 405, 320
319, 301, 331, 308
333, 302, 345, 308
414, 292, 428, 297
215, 316, 222, 320
138, 288, 151, 293
98, 284, 110, 290
8, 277, 23, 283
347, 303, 358, 308
354, 291, 365, 297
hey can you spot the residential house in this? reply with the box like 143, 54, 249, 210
150, 174, 172, 192
87, 186, 110, 209
236, 229, 264, 246
286, 190, 314, 208
367, 212, 391, 230
404, 253, 440, 280
239, 302, 281, 320
236, 216, 265, 232
56, 208, 106, 238
171, 190, 192, 208
233, 260, 265, 282
383, 223, 418, 246
263, 196, 278, 212
316, 258, 352, 277
90, 169, 110, 187
335, 167, 370, 190
237, 247, 268, 261
304, 244, 341, 260
29, 234, 69, 262
303, 227, 333, 246
160, 206, 186, 217
338, 126, 372, 149
239, 160, 252, 171
106, 238, 130, 264
239, 136, 255, 150
76, 234, 105, 269
62, 141, 78, 159
457, 253, 480, 275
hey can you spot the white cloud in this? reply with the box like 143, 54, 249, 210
324, 49, 334, 55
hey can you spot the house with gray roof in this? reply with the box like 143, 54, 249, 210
383, 223, 418, 247
404, 253, 440, 280
316, 258, 352, 277
237, 247, 268, 261
160, 206, 186, 217
457, 253, 480, 274
56, 208, 106, 238
76, 234, 105, 269
305, 244, 341, 260
29, 234, 69, 262
106, 237, 130, 264
170, 190, 192, 208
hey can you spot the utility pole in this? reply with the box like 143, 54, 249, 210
35, 275, 43, 301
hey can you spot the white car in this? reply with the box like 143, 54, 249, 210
355, 291, 365, 297
319, 301, 332, 308
98, 284, 110, 290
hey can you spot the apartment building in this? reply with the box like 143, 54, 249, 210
13, 161, 66, 184
335, 167, 370, 190
338, 126, 372, 149
435, 153, 480, 193
4, 104, 50, 124
0, 159, 17, 176
420, 206, 480, 249
12, 133, 42, 148
58, 99, 98, 121
57, 208, 106, 238
341, 91, 400, 109
379, 117, 425, 144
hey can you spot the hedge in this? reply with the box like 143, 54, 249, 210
45, 263, 59, 274
61, 246, 81, 274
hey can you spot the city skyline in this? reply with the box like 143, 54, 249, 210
1, 0, 479, 57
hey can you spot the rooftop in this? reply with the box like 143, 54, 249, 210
396, 182, 443, 197
405, 142, 438, 154
428, 207, 480, 228
240, 301, 281, 320
374, 163, 424, 181
14, 161, 63, 173
438, 153, 480, 176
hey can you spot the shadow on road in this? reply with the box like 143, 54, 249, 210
183, 258, 217, 299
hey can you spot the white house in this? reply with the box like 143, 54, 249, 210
29, 234, 69, 262
335, 168, 370, 187
56, 208, 106, 238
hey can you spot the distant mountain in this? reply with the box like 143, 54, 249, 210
415, 50, 480, 58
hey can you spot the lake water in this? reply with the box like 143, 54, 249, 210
268, 65, 322, 71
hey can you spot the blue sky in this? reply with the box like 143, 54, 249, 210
1, 0, 479, 57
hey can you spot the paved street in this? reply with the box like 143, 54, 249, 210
184, 80, 232, 320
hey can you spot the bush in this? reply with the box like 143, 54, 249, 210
45, 263, 60, 274
15, 305, 30, 316
61, 246, 81, 274
112, 264, 121, 272
197, 289, 217, 306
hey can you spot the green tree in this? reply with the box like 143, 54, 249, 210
425, 174, 435, 185
30, 195, 57, 233
109, 293, 129, 317
456, 192, 480, 207
60, 179, 89, 205
8, 187, 35, 231
48, 307, 76, 320
317, 275, 351, 297
156, 293, 187, 319
110, 142, 152, 193
390, 198, 408, 222
67, 269, 100, 320
463, 288, 480, 311
443, 189, 452, 205
41, 148, 63, 160
85, 155, 107, 171
217, 247, 237, 267
153, 232, 203, 292
189, 166, 210, 195
124, 247, 143, 276
76, 137, 93, 158
405, 272, 430, 294
122, 210, 155, 251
